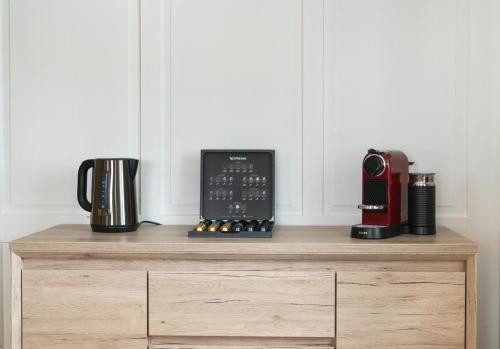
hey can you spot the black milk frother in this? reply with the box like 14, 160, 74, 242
408, 173, 436, 235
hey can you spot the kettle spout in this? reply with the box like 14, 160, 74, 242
128, 159, 139, 180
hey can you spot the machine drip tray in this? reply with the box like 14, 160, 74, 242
351, 223, 409, 239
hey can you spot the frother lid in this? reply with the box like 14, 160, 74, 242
409, 172, 436, 186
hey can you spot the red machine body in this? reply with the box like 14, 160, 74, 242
360, 150, 409, 227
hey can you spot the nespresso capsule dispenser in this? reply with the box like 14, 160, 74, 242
188, 150, 275, 238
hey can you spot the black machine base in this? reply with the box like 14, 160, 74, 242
188, 230, 272, 238
91, 224, 138, 233
351, 223, 409, 239
409, 225, 436, 235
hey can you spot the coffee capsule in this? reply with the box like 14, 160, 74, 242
194, 219, 212, 232
220, 221, 234, 232
245, 220, 259, 232
259, 220, 271, 232
232, 221, 245, 232
208, 219, 223, 232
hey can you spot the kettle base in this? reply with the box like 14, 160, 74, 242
91, 224, 138, 233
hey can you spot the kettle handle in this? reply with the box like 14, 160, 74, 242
77, 159, 94, 212
128, 159, 139, 180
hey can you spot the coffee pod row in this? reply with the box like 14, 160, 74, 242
194, 219, 272, 233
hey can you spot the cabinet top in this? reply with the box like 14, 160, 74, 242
10, 225, 477, 258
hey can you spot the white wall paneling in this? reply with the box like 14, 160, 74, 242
4, 0, 140, 219
0, 0, 7, 342
467, 0, 500, 347
142, 0, 311, 222
323, 0, 469, 218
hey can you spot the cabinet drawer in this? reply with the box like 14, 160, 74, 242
149, 344, 335, 349
149, 271, 335, 338
22, 270, 147, 349
337, 272, 465, 349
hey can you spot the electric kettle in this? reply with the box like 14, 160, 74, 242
77, 158, 139, 232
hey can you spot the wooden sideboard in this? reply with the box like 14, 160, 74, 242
9, 225, 477, 349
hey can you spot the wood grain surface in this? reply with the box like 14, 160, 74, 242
10, 253, 22, 349
22, 270, 147, 349
10, 225, 478, 257
149, 271, 335, 338
9, 225, 476, 349
22, 258, 465, 273
149, 336, 334, 347
337, 271, 465, 349
148, 344, 332, 349
466, 255, 477, 349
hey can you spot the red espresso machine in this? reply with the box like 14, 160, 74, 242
351, 149, 410, 239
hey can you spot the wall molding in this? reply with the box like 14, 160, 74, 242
152, 0, 305, 217
322, 0, 470, 217
2, 0, 141, 215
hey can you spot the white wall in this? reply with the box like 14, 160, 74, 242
468, 0, 500, 346
1, 0, 499, 348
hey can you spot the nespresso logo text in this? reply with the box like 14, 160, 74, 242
229, 156, 247, 161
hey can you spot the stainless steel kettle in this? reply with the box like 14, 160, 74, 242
77, 158, 139, 232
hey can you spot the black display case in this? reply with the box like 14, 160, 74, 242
188, 150, 275, 238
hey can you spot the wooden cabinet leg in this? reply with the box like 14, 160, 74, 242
466, 255, 477, 349
11, 253, 22, 349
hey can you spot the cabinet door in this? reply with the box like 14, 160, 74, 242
22, 270, 147, 349
151, 344, 328, 349
149, 271, 335, 338
337, 272, 465, 349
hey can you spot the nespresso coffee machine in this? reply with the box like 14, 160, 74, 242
351, 149, 410, 239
